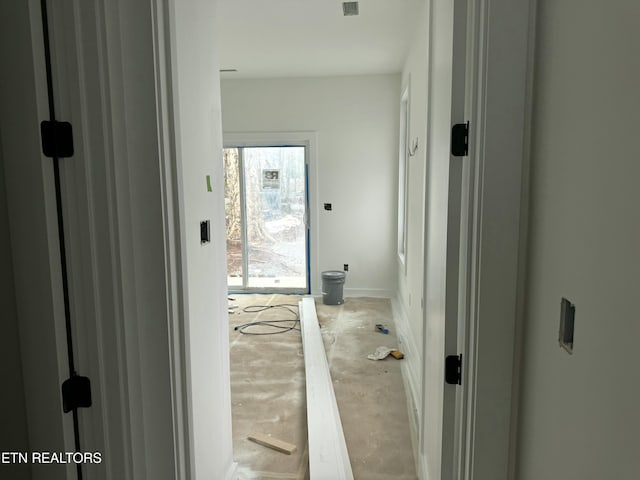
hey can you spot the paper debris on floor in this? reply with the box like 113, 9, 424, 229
367, 346, 405, 361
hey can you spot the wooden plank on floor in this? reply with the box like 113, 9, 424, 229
248, 432, 297, 454
299, 297, 354, 480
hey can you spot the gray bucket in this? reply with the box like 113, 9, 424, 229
321, 270, 346, 305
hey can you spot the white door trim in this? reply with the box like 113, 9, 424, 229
42, 0, 187, 477
417, 0, 536, 478
506, 0, 539, 477
0, 2, 76, 478
455, 0, 535, 479
442, 0, 470, 479
299, 297, 354, 480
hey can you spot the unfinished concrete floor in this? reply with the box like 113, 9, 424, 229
229, 294, 417, 480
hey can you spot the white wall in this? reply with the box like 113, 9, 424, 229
220, 75, 399, 297
171, 0, 236, 477
517, 1, 640, 478
394, 0, 429, 433
0, 132, 31, 480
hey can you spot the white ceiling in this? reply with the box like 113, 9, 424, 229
216, 0, 423, 79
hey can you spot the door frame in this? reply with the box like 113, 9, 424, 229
3, 0, 537, 478
418, 0, 469, 478
4, 0, 237, 478
0, 2, 76, 478
223, 143, 311, 294
224, 131, 320, 295
441, 0, 536, 479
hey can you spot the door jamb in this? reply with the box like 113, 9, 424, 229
452, 0, 535, 479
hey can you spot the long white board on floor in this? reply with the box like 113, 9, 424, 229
299, 297, 354, 480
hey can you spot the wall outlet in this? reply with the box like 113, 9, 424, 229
324, 203, 332, 211
343, 264, 349, 271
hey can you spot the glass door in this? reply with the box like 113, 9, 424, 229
224, 145, 309, 292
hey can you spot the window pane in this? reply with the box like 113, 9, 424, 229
243, 147, 307, 289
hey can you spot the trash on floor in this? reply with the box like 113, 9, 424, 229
248, 432, 297, 455
389, 350, 405, 359
367, 346, 405, 361
375, 323, 389, 334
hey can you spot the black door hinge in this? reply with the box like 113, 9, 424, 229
451, 121, 469, 157
445, 354, 463, 385
61, 375, 92, 413
41, 120, 74, 158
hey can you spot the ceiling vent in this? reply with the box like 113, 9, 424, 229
342, 2, 359, 16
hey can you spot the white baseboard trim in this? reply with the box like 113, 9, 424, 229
309, 288, 394, 299
391, 295, 424, 479
299, 297, 354, 480
343, 288, 394, 298
398, 343, 422, 479
390, 297, 421, 418
225, 461, 239, 480
418, 452, 429, 480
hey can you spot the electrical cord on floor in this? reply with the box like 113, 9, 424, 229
233, 304, 300, 335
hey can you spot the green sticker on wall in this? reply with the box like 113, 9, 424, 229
206, 175, 212, 192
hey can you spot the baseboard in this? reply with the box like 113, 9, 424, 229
418, 452, 429, 480
390, 296, 423, 478
299, 297, 354, 479
390, 297, 421, 419
343, 287, 394, 298
225, 461, 239, 480
398, 339, 422, 479
310, 288, 393, 299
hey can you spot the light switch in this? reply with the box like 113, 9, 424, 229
200, 220, 210, 244
559, 297, 575, 354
